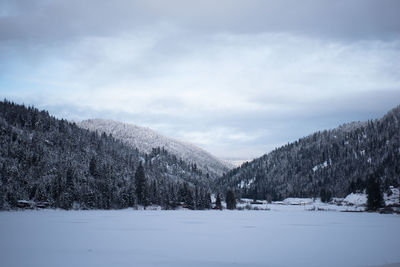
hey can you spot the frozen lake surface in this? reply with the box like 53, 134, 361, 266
1, 209, 400, 267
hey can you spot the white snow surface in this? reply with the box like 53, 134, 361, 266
385, 186, 400, 206
238, 198, 366, 212
342, 187, 399, 207
238, 178, 255, 189
282, 198, 314, 205
224, 158, 250, 167
312, 161, 328, 172
78, 119, 232, 176
343, 193, 368, 206
1, 210, 400, 267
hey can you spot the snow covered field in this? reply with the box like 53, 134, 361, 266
1, 210, 400, 267
237, 198, 367, 212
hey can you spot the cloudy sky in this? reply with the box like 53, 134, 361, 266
1, 0, 400, 161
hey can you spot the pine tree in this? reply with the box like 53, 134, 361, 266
179, 182, 194, 209
185, 189, 194, 210
194, 186, 199, 210
150, 180, 158, 205
205, 192, 212, 209
61, 167, 75, 209
89, 156, 97, 177
215, 193, 222, 210
135, 162, 147, 206
226, 190, 236, 210
366, 175, 383, 211
320, 188, 332, 203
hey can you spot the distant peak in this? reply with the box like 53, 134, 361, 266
78, 118, 234, 177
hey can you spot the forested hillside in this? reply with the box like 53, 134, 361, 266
78, 119, 232, 178
215, 105, 400, 201
0, 100, 212, 210
2, 99, 399, 209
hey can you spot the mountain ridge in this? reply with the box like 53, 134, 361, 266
0, 100, 213, 210
215, 105, 400, 201
78, 119, 233, 178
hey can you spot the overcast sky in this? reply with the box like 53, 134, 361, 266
1, 0, 400, 160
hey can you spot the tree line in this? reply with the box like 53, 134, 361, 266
0, 100, 215, 210
216, 105, 400, 204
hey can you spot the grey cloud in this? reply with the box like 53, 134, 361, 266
1, 0, 400, 160
1, 0, 400, 43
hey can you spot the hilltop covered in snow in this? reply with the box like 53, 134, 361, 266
216, 105, 400, 200
78, 119, 233, 178
0, 100, 217, 210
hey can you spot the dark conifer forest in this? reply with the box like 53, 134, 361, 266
215, 105, 400, 201
0, 100, 212, 210
1, 99, 399, 210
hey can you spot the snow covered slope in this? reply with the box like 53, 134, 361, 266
217, 105, 400, 199
78, 119, 232, 177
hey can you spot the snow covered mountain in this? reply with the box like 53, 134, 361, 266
0, 100, 214, 210
78, 119, 233, 178
215, 105, 400, 200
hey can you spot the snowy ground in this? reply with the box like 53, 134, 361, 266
1, 209, 400, 267
238, 186, 399, 212
237, 198, 367, 212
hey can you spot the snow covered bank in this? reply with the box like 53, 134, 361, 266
343, 193, 368, 206
238, 197, 366, 212
282, 197, 314, 205
1, 210, 399, 267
